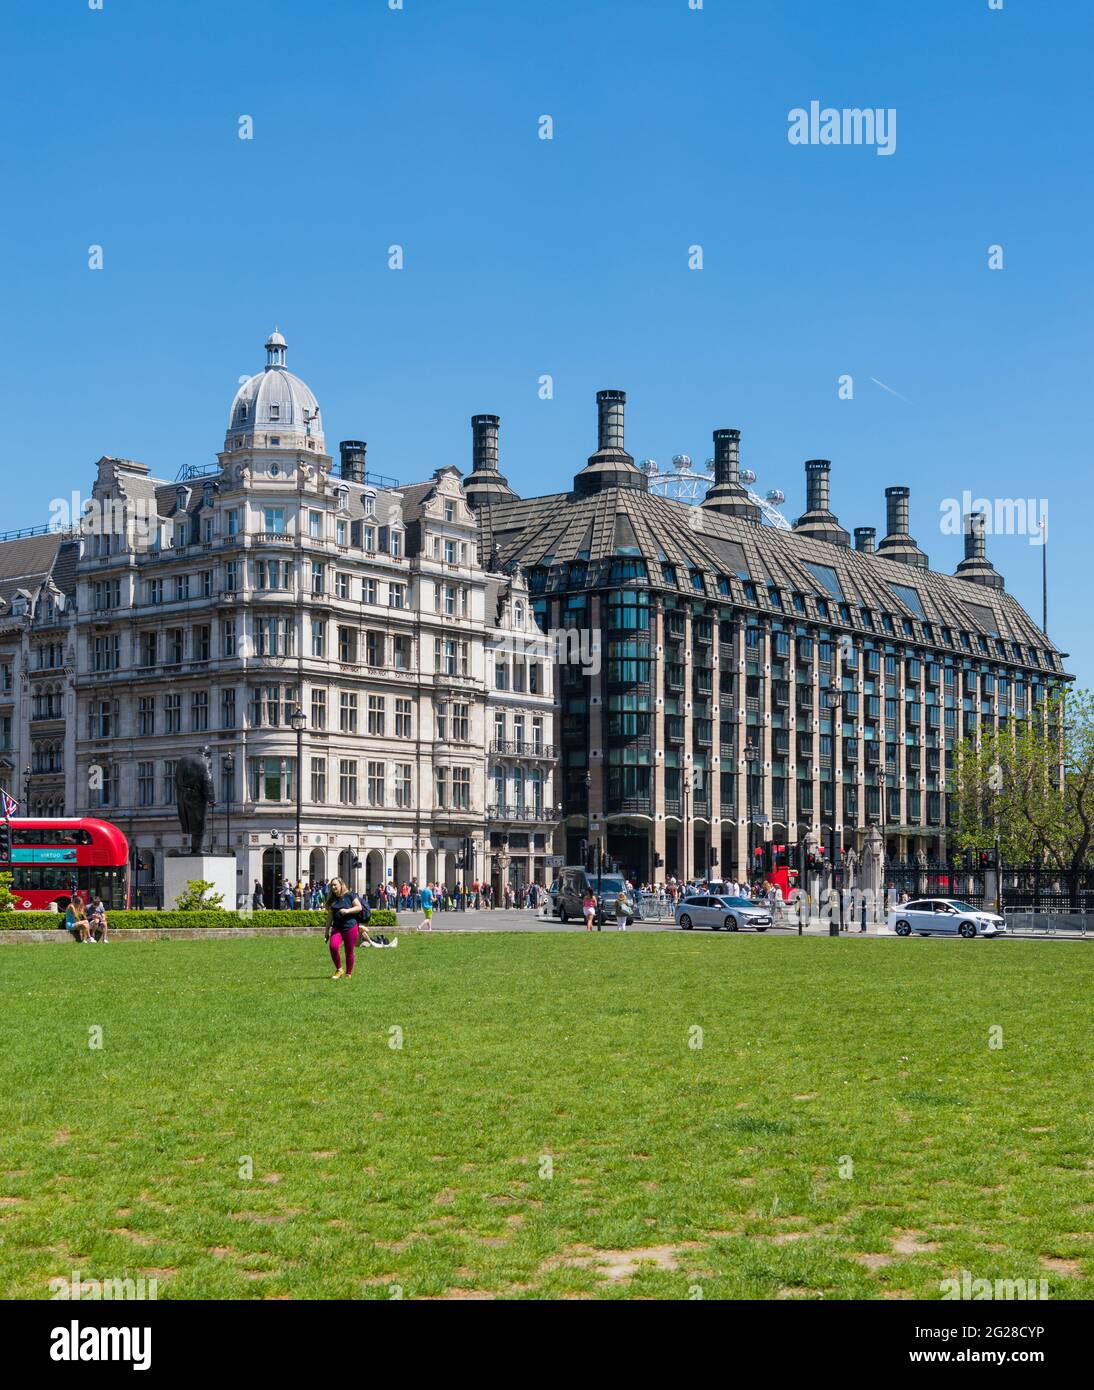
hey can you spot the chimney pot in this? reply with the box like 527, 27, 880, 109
596, 390, 627, 452
338, 440, 367, 483
804, 459, 832, 514
964, 510, 987, 560
854, 526, 876, 553
471, 414, 500, 473
712, 429, 741, 486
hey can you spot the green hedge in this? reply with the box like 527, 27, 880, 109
0, 908, 400, 931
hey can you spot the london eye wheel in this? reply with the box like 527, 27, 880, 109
640, 456, 792, 530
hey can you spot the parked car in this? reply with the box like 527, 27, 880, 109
675, 894, 772, 932
888, 899, 1007, 939
555, 867, 636, 925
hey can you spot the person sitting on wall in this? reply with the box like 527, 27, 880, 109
64, 897, 89, 943
87, 897, 110, 944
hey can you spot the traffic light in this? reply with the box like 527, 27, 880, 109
0, 820, 9, 861
709, 847, 719, 866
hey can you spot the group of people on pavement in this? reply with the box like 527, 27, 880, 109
249, 877, 551, 914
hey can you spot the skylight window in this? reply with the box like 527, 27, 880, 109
889, 583, 926, 619
804, 562, 843, 600
964, 602, 1000, 637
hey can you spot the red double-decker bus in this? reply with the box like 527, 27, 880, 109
1, 818, 131, 911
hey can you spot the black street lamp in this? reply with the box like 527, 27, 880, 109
290, 708, 306, 887
22, 763, 31, 813
682, 770, 691, 882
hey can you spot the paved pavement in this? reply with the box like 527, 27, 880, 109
395, 908, 893, 936
389, 908, 1089, 941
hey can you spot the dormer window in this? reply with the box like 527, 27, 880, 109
239, 404, 248, 422
269, 405, 280, 421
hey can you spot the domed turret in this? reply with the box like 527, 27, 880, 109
225, 330, 325, 453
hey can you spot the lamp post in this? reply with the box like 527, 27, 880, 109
270, 827, 280, 907
824, 690, 843, 932
682, 770, 691, 883
743, 740, 759, 887
876, 765, 887, 925
290, 707, 306, 888
22, 763, 31, 814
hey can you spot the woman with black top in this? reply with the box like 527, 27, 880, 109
325, 877, 365, 980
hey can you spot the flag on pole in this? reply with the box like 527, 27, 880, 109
1, 790, 18, 820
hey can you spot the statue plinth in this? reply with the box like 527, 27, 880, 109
164, 855, 238, 912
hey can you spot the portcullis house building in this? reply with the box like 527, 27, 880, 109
473, 390, 1070, 886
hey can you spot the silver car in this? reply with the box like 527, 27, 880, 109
888, 898, 1007, 939
676, 894, 772, 932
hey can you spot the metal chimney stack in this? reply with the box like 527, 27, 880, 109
854, 526, 877, 553
712, 429, 741, 487
955, 509, 1004, 590
877, 485, 928, 568
596, 390, 627, 452
805, 460, 831, 513
792, 458, 849, 546
471, 414, 500, 473
964, 510, 987, 561
885, 486, 910, 539
338, 440, 367, 483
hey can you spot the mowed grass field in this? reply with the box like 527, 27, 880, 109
0, 932, 1091, 1300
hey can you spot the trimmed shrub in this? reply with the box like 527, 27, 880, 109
1, 908, 400, 931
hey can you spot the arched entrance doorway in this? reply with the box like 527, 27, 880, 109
262, 848, 283, 908
393, 850, 411, 889
425, 850, 437, 885
365, 850, 384, 895
309, 847, 326, 884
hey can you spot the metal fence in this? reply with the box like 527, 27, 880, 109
1001, 864, 1094, 914
879, 862, 987, 909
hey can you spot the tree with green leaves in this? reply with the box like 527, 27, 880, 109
174, 879, 226, 912
950, 687, 1093, 899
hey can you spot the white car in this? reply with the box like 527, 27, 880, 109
888, 899, 1007, 939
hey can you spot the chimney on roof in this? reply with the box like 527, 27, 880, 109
702, 428, 761, 522
791, 459, 850, 546
338, 440, 367, 483
471, 415, 500, 473
573, 389, 647, 497
464, 414, 518, 510
854, 526, 876, 553
876, 485, 928, 568
596, 390, 626, 452
713, 429, 740, 487
954, 510, 1004, 590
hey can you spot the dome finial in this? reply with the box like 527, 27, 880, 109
265, 328, 287, 369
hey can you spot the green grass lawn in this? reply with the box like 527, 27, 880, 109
0, 933, 1090, 1300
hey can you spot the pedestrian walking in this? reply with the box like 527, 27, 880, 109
325, 877, 365, 980
416, 882, 435, 931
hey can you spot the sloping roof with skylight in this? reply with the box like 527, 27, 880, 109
889, 582, 926, 619
804, 561, 844, 600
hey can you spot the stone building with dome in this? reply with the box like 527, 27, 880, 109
55, 331, 553, 905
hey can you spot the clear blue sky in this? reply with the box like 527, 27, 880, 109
2, 0, 1091, 683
